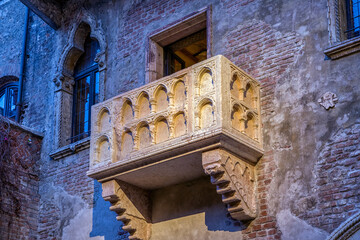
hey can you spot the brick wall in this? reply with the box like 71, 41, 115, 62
0, 117, 42, 240
37, 149, 94, 239
2, 0, 360, 239
299, 123, 360, 233
223, 18, 303, 239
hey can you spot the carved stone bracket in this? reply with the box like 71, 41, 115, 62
102, 180, 151, 240
53, 73, 75, 93
202, 149, 257, 221
94, 51, 107, 71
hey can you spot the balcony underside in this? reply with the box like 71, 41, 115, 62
88, 130, 263, 189
89, 55, 263, 239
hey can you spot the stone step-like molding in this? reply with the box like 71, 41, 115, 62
102, 180, 151, 240
202, 149, 257, 221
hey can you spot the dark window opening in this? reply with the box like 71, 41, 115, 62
70, 34, 100, 143
346, 0, 360, 39
0, 82, 18, 120
164, 29, 207, 76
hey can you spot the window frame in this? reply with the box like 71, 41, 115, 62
70, 64, 99, 143
0, 82, 18, 119
325, 0, 360, 59
345, 0, 360, 39
146, 6, 212, 83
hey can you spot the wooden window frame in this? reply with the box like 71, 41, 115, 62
145, 6, 212, 83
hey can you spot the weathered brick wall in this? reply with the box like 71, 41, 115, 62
1, 0, 360, 239
222, 18, 303, 240
299, 123, 360, 232
37, 149, 93, 239
0, 117, 42, 240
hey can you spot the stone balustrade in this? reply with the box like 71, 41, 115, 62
87, 55, 263, 238
89, 55, 262, 177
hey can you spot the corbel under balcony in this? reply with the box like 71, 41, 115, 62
87, 55, 263, 240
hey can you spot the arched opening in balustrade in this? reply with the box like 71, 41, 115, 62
173, 111, 187, 137
154, 85, 168, 112
121, 130, 134, 159
198, 68, 213, 96
137, 92, 151, 119
172, 80, 186, 107
154, 116, 170, 143
122, 98, 134, 125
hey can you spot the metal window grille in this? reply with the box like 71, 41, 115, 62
346, 0, 360, 39
69, 35, 100, 143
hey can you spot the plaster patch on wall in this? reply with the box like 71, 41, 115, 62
336, 114, 349, 126
63, 208, 104, 240
297, 26, 310, 36
277, 209, 329, 240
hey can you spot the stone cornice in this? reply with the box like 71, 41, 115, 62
324, 36, 360, 60
49, 137, 90, 160
1, 116, 44, 138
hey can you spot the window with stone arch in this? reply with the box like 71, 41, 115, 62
71, 34, 100, 142
52, 20, 106, 150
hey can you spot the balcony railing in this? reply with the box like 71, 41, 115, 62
89, 56, 261, 174
87, 55, 264, 238
88, 55, 263, 179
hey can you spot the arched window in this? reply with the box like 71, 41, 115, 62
0, 82, 18, 120
71, 34, 100, 142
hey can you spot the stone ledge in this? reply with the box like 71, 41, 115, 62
1, 116, 44, 138
324, 36, 360, 60
49, 137, 90, 160
87, 131, 263, 183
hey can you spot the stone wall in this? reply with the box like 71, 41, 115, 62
0, 0, 360, 239
0, 0, 26, 78
0, 117, 42, 240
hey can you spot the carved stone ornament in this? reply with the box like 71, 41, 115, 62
102, 180, 151, 240
53, 73, 75, 92
318, 92, 338, 110
88, 56, 263, 237
94, 51, 107, 71
202, 149, 257, 221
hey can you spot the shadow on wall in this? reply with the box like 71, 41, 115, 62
151, 177, 248, 232
90, 180, 129, 239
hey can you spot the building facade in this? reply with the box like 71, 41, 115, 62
0, 0, 360, 239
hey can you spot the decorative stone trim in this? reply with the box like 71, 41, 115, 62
53, 10, 107, 149
318, 92, 338, 110
325, 36, 360, 60
202, 149, 257, 221
89, 56, 262, 228
102, 180, 151, 240
327, 211, 360, 240
49, 137, 90, 160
